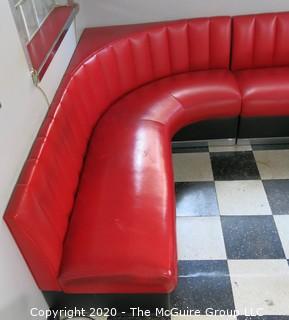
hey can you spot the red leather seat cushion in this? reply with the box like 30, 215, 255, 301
236, 67, 289, 117
100, 70, 241, 135
60, 120, 177, 294
59, 70, 241, 294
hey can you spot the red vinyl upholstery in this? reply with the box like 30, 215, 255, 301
232, 12, 289, 71
235, 67, 289, 117
9, 11, 289, 294
3, 66, 105, 291
4, 16, 236, 293
232, 12, 289, 118
60, 70, 240, 293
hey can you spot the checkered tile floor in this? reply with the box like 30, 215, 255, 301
172, 142, 289, 319
98, 143, 289, 320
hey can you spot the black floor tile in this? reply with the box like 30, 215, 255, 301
252, 144, 289, 151
175, 182, 219, 216
263, 180, 289, 215
210, 151, 260, 181
221, 216, 285, 259
171, 260, 235, 314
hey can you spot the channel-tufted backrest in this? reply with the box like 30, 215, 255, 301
72, 16, 232, 106
232, 12, 289, 71
4, 16, 232, 291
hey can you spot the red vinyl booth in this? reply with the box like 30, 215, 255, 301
4, 11, 289, 314
232, 12, 289, 138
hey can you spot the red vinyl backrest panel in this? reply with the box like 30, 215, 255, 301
4, 16, 231, 291
232, 12, 289, 71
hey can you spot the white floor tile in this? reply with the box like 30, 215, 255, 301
173, 153, 213, 182
209, 144, 252, 153
274, 215, 289, 259
254, 150, 289, 179
228, 259, 289, 315
177, 217, 227, 260
215, 180, 272, 215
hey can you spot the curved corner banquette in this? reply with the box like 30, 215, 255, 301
4, 11, 289, 310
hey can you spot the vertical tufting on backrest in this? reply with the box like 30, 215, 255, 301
4, 16, 232, 291
167, 23, 190, 73
232, 12, 289, 71
209, 17, 232, 69
148, 27, 172, 78
97, 47, 124, 100
82, 55, 112, 111
111, 39, 137, 93
129, 33, 154, 86
115, 17, 232, 86
188, 17, 231, 71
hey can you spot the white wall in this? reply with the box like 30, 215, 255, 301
0, 0, 77, 319
76, 0, 289, 34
